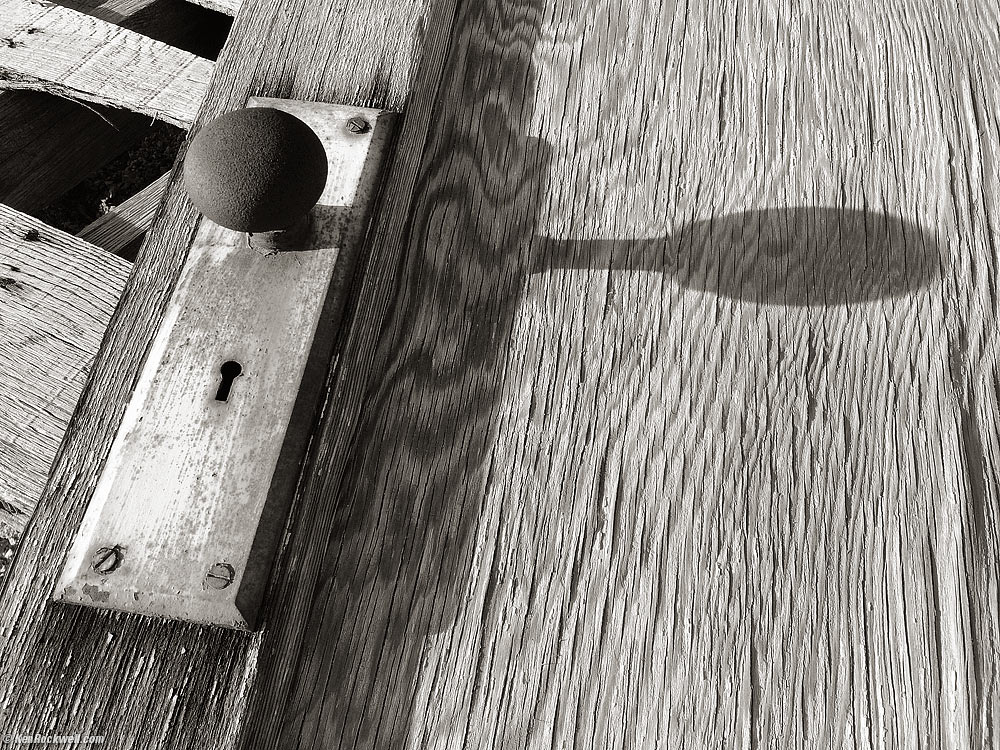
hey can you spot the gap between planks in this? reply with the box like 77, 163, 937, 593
0, 0, 213, 128
78, 173, 170, 257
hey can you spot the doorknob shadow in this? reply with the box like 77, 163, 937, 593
537, 207, 941, 305
262, 0, 945, 746
283, 197, 944, 749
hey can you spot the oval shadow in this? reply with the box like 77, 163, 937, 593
539, 206, 944, 306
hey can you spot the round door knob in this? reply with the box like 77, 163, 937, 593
183, 107, 328, 252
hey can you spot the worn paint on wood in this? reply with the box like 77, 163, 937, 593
56, 102, 395, 629
0, 0, 213, 127
2, 0, 1000, 748
78, 173, 170, 255
0, 206, 129, 538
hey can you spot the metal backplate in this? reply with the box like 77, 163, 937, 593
53, 99, 396, 629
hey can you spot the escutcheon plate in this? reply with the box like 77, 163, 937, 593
53, 98, 396, 629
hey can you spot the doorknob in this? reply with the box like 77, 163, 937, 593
183, 106, 329, 253
53, 99, 397, 630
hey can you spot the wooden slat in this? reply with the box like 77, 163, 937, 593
0, 0, 213, 127
184, 0, 241, 19
0, 205, 129, 538
0, 0, 221, 215
77, 173, 169, 255
2, 2, 999, 750
61, 0, 233, 60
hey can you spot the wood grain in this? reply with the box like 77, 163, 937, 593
256, 0, 1000, 746
2, 0, 999, 749
78, 173, 169, 255
61, 0, 233, 60
0, 206, 129, 539
0, 0, 213, 127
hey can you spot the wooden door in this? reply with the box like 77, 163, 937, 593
2, 0, 998, 748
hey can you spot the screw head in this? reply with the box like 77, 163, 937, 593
345, 116, 370, 134
92, 545, 123, 574
205, 562, 235, 590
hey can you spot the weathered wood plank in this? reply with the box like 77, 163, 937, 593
77, 173, 169, 255
0, 206, 129, 539
0, 0, 213, 127
254, 0, 1000, 746
61, 0, 233, 60
2, 1, 999, 750
0, 0, 451, 744
184, 0, 240, 19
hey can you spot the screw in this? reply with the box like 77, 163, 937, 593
92, 545, 123, 574
205, 562, 235, 590
345, 116, 370, 134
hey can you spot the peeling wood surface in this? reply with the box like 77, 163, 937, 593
0, 0, 213, 127
2, 0, 1000, 749
78, 173, 169, 255
0, 206, 128, 538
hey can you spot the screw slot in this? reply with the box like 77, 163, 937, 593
215, 360, 243, 402
345, 116, 370, 134
205, 562, 235, 590
92, 545, 124, 574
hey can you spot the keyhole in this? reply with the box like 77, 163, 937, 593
215, 360, 242, 402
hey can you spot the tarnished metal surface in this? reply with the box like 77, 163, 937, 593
53, 100, 396, 629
